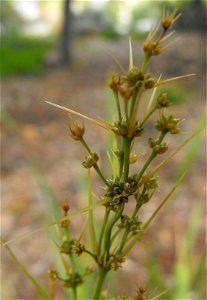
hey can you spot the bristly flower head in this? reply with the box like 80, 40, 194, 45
69, 115, 85, 141
161, 9, 181, 31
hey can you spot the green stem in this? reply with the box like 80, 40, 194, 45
80, 138, 92, 154
104, 209, 123, 256
132, 202, 142, 218
93, 164, 109, 187
69, 254, 77, 300
113, 91, 122, 122
72, 286, 77, 300
111, 227, 121, 246
141, 53, 150, 72
119, 137, 124, 177
124, 100, 129, 123
123, 136, 131, 181
129, 87, 139, 120
88, 169, 97, 253
136, 130, 167, 183
98, 208, 110, 255
140, 107, 156, 128
116, 229, 130, 255
84, 249, 97, 261
93, 267, 108, 300
80, 138, 110, 187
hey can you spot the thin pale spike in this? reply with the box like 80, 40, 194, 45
142, 172, 186, 232
2, 198, 107, 247
139, 129, 202, 187
162, 37, 181, 51
161, 30, 175, 42
45, 101, 112, 130
147, 74, 162, 112
122, 172, 186, 256
155, 73, 196, 87
129, 37, 134, 70
150, 289, 168, 300
103, 46, 127, 74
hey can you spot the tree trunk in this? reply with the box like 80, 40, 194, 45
59, 0, 72, 65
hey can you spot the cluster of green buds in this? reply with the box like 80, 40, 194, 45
118, 215, 142, 234
155, 114, 181, 134
112, 118, 143, 138
109, 68, 156, 101
136, 176, 158, 205
60, 239, 85, 256
97, 254, 125, 271
104, 180, 128, 212
62, 271, 84, 289
48, 267, 94, 293
149, 137, 168, 154
69, 119, 85, 141
144, 175, 158, 190
104, 176, 138, 211
82, 152, 99, 168
156, 93, 171, 109
48, 270, 59, 280
134, 287, 146, 300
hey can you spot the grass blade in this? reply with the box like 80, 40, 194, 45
2, 198, 107, 247
139, 129, 202, 187
88, 169, 97, 253
123, 172, 186, 256
45, 101, 112, 130
2, 242, 50, 299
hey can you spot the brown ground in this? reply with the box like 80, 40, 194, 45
1, 34, 206, 299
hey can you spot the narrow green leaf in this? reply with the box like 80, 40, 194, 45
88, 169, 97, 253
122, 172, 186, 255
2, 198, 107, 247
3, 243, 50, 299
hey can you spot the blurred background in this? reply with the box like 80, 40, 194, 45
1, 0, 206, 299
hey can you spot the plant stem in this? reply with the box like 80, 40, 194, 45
141, 53, 150, 72
104, 209, 123, 256
116, 229, 130, 254
93, 267, 108, 300
140, 107, 156, 128
113, 91, 122, 122
132, 202, 142, 218
88, 169, 97, 253
93, 164, 109, 187
84, 249, 97, 260
119, 138, 124, 177
124, 100, 129, 122
69, 254, 77, 300
72, 286, 77, 300
129, 87, 139, 120
123, 136, 131, 181
111, 228, 121, 246
80, 137, 92, 154
80, 138, 110, 187
136, 130, 167, 183
98, 208, 110, 255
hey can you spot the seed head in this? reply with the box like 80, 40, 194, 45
155, 114, 181, 134
48, 270, 59, 280
161, 10, 181, 31
109, 74, 121, 92
156, 93, 171, 108
82, 152, 99, 168
61, 200, 70, 215
69, 117, 85, 141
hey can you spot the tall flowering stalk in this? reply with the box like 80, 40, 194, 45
43, 11, 198, 299
22, 11, 196, 299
